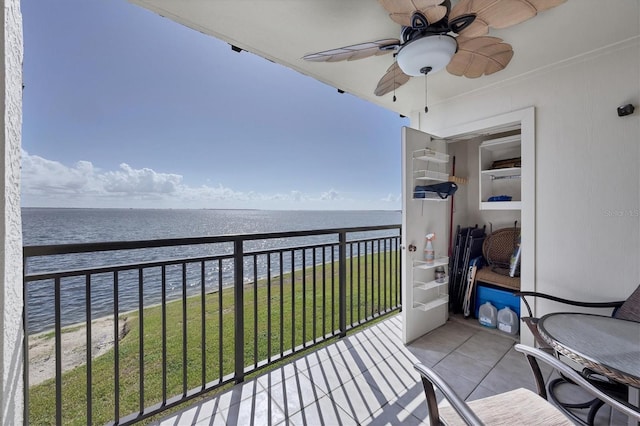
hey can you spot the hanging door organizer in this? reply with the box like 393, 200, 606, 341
412, 257, 449, 311
412, 148, 451, 201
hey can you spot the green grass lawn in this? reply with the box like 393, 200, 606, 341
28, 251, 400, 425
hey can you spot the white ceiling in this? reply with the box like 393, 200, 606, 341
130, 0, 640, 116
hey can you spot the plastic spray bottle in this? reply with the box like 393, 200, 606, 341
424, 233, 435, 265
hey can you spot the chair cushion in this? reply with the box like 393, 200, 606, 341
438, 387, 573, 426
475, 268, 520, 290
614, 284, 640, 322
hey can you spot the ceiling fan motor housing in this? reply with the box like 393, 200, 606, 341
396, 34, 457, 76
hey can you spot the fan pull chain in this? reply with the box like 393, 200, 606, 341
393, 59, 397, 102
424, 72, 429, 114
420, 66, 432, 114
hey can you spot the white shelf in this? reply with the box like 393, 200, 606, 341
413, 295, 449, 311
480, 135, 520, 151
414, 278, 448, 291
481, 167, 521, 178
480, 201, 522, 210
412, 145, 450, 202
479, 134, 521, 210
413, 258, 449, 269
414, 170, 449, 182
413, 148, 449, 163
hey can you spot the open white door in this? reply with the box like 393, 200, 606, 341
401, 127, 451, 344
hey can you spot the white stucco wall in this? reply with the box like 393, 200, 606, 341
413, 37, 640, 318
0, 0, 23, 423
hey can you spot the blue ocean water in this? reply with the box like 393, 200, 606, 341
22, 208, 401, 333
22, 208, 401, 245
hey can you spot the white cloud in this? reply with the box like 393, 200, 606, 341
20, 151, 399, 210
21, 150, 186, 200
320, 189, 339, 201
102, 164, 182, 195
180, 184, 252, 202
21, 152, 95, 193
381, 193, 401, 203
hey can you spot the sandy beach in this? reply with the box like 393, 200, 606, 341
28, 316, 130, 387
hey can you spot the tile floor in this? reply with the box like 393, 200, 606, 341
155, 314, 629, 425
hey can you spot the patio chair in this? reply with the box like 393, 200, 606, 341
414, 345, 640, 426
515, 284, 640, 425
514, 344, 640, 424
414, 359, 573, 426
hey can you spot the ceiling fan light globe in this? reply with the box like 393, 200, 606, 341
396, 35, 457, 76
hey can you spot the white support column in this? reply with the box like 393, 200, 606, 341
0, 0, 23, 424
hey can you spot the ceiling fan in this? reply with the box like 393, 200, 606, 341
303, 0, 566, 111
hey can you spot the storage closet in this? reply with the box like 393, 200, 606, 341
401, 108, 535, 344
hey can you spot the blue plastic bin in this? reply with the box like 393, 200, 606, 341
474, 284, 520, 319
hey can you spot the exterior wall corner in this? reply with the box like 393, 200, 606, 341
1, 0, 24, 423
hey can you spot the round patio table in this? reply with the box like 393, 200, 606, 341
537, 312, 640, 388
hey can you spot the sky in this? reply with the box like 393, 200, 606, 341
21, 1, 409, 210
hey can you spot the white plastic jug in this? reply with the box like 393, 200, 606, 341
478, 302, 497, 328
497, 306, 519, 335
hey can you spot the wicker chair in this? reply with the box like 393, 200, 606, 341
414, 345, 640, 426
515, 284, 640, 425
474, 227, 520, 291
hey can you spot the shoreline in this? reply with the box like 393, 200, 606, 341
27, 247, 396, 335
27, 282, 236, 387
28, 315, 130, 387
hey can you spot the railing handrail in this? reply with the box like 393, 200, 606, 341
23, 224, 401, 257
24, 233, 402, 282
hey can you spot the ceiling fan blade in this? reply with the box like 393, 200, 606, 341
374, 62, 411, 96
450, 0, 566, 37
423, 5, 448, 25
379, 0, 447, 27
527, 0, 568, 13
302, 39, 400, 63
446, 36, 513, 78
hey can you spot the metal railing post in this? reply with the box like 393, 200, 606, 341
233, 239, 245, 383
22, 253, 29, 425
339, 232, 347, 338
399, 229, 403, 313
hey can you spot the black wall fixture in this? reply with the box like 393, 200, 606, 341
617, 103, 635, 117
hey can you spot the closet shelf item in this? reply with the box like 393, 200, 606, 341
448, 176, 468, 185
480, 201, 522, 210
413, 148, 449, 163
481, 167, 521, 179
414, 279, 449, 290
414, 170, 449, 182
414, 258, 449, 269
413, 295, 449, 311
412, 191, 450, 201
480, 135, 520, 151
